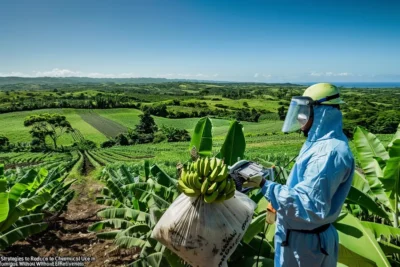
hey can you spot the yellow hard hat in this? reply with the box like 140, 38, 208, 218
303, 83, 345, 105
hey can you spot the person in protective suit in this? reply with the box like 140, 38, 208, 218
231, 83, 355, 267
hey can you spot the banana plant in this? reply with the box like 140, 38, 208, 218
0, 164, 76, 249
9, 166, 76, 217
0, 164, 49, 249
90, 163, 183, 266
351, 125, 400, 225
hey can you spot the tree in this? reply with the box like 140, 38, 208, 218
24, 113, 72, 149
136, 111, 158, 135
278, 106, 286, 121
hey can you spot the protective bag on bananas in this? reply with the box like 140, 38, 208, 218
151, 190, 256, 267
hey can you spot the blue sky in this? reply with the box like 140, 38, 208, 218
0, 0, 399, 82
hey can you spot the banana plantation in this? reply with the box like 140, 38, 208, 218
1, 116, 400, 267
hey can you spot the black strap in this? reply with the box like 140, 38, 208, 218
315, 93, 340, 104
281, 224, 330, 255
325, 93, 340, 101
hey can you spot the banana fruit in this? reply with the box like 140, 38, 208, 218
178, 157, 236, 203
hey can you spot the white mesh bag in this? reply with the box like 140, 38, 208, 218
152, 191, 256, 267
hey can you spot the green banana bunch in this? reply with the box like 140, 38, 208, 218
178, 157, 236, 203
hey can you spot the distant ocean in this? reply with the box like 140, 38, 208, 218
297, 82, 400, 88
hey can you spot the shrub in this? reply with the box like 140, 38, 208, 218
153, 132, 167, 143
115, 133, 130, 146
101, 139, 116, 148
161, 125, 191, 142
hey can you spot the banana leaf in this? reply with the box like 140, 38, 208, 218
345, 186, 389, 219
0, 222, 48, 250
120, 165, 136, 184
16, 169, 38, 185
334, 212, 390, 267
12, 213, 44, 228
189, 117, 213, 157
96, 230, 120, 240
243, 213, 266, 244
88, 219, 135, 232
218, 120, 246, 166
378, 240, 400, 255
388, 140, 400, 158
380, 157, 400, 210
0, 192, 9, 223
123, 182, 173, 209
45, 190, 75, 213
96, 208, 150, 225
388, 124, 400, 149
0, 206, 27, 233
35, 179, 61, 195
352, 169, 372, 194
96, 196, 122, 207
17, 192, 51, 211
115, 236, 148, 249
9, 183, 28, 202
106, 178, 126, 204
150, 164, 177, 187
116, 224, 151, 238
362, 221, 400, 239
338, 244, 376, 267
353, 126, 391, 209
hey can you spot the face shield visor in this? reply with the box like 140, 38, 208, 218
281, 96, 313, 133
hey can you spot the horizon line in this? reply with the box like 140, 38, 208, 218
1, 76, 400, 84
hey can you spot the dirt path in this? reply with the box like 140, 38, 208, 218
1, 177, 138, 266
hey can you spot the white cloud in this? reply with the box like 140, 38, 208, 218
254, 73, 259, 78
262, 74, 272, 78
0, 71, 28, 77
309, 71, 354, 77
0, 68, 141, 78
155, 73, 216, 79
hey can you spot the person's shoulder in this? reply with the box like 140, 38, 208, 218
329, 138, 354, 163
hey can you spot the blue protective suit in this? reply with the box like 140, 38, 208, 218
261, 105, 355, 267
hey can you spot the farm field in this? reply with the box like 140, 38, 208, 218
78, 110, 127, 137
0, 109, 109, 145
0, 108, 285, 143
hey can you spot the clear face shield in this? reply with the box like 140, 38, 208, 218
281, 96, 313, 133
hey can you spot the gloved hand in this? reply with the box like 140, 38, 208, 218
229, 160, 266, 191
242, 173, 264, 188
